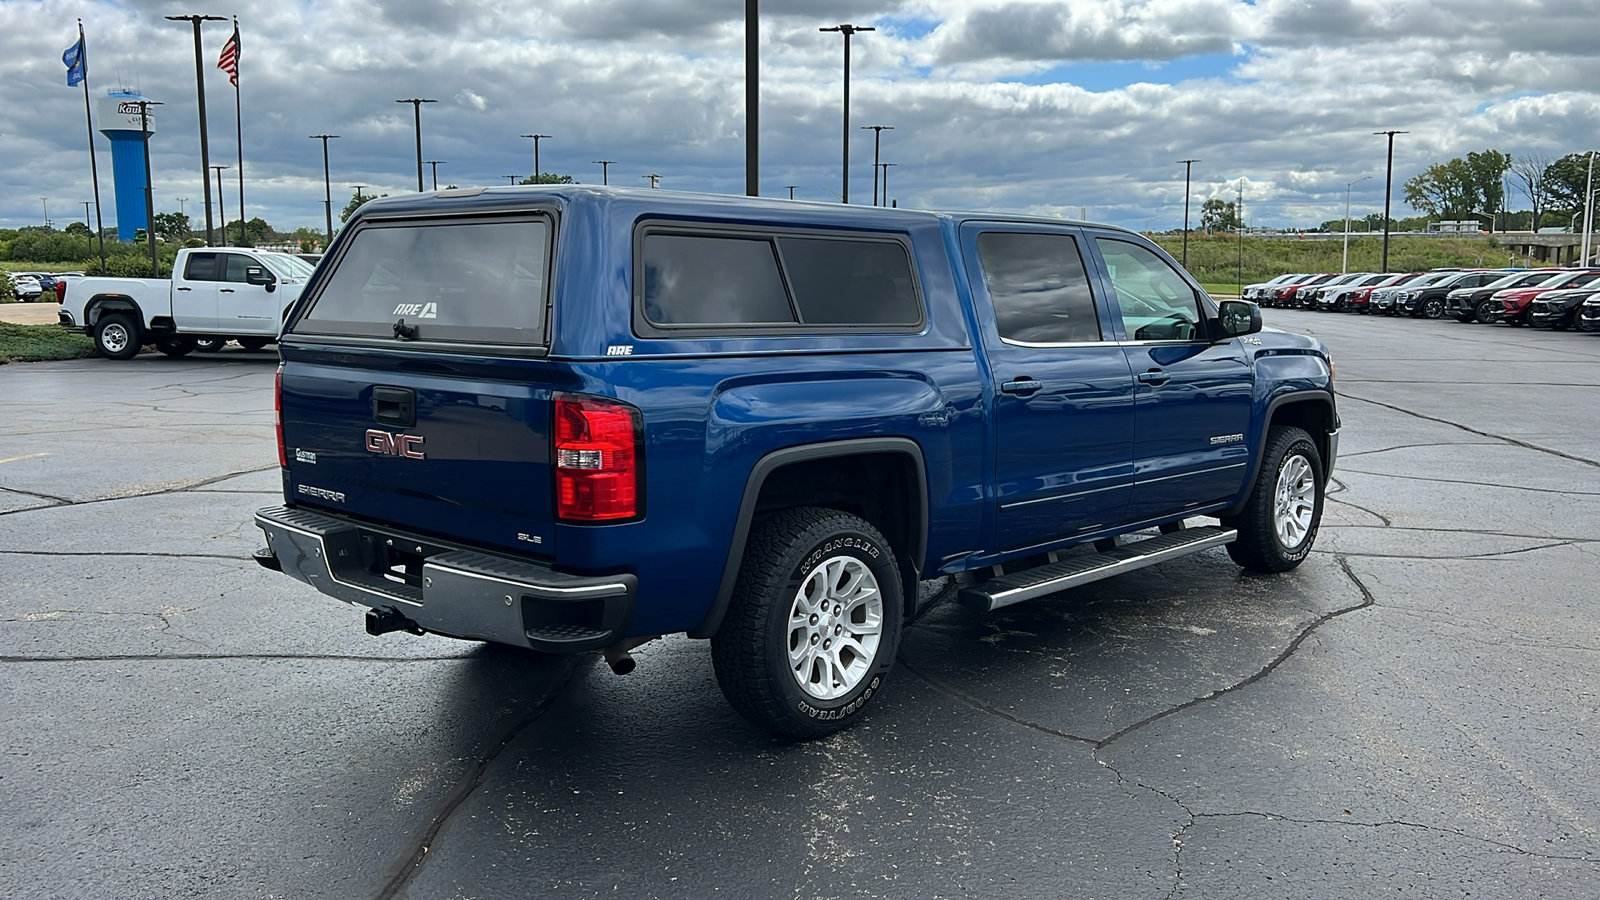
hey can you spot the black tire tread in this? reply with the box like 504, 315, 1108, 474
1223, 426, 1323, 573
711, 506, 901, 740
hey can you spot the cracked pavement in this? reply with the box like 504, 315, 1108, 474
3, 313, 1599, 898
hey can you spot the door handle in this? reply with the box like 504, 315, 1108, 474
1137, 369, 1171, 385
1001, 378, 1044, 395
220, 288, 236, 293
176, 286, 192, 291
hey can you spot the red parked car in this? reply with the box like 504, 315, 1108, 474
1488, 270, 1600, 325
1343, 272, 1425, 314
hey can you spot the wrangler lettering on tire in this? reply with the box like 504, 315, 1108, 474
711, 507, 903, 739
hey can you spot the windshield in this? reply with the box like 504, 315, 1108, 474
1483, 272, 1544, 289
258, 253, 314, 280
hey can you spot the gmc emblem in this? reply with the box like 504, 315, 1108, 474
365, 429, 426, 459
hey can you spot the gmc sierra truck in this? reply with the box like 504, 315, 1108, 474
253, 186, 1340, 739
60, 247, 314, 359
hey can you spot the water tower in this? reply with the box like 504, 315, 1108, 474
98, 89, 156, 241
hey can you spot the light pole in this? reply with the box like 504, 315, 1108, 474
520, 133, 551, 184
1375, 130, 1408, 273
879, 162, 896, 207
166, 14, 227, 246
862, 125, 892, 206
40, 198, 49, 229
176, 197, 187, 218
1343, 174, 1372, 273
820, 24, 873, 204
644, 174, 661, 189
310, 134, 339, 245
1581, 150, 1596, 267
1177, 159, 1199, 267
211, 165, 231, 245
1235, 179, 1245, 294
425, 160, 444, 190
396, 98, 437, 192
135, 100, 163, 277
593, 160, 616, 185
503, 175, 520, 185
746, 0, 758, 196
84, 201, 94, 228
785, 185, 798, 199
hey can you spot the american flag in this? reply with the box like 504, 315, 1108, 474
217, 23, 240, 87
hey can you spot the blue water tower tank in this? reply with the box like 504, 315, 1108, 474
98, 90, 156, 242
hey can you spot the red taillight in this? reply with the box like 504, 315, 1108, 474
55, 281, 66, 303
554, 394, 642, 522
274, 364, 287, 468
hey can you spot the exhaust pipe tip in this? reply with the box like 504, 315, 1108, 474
600, 635, 659, 676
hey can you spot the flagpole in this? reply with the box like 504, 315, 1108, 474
231, 17, 244, 247
76, 20, 107, 271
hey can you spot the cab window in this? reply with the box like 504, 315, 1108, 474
1096, 238, 1204, 341
975, 232, 1101, 344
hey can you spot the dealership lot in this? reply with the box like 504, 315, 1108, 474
3, 313, 1598, 898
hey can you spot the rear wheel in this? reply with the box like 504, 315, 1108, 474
93, 314, 142, 361
155, 334, 196, 357
193, 337, 226, 353
1474, 299, 1497, 324
1223, 426, 1324, 573
712, 507, 903, 740
238, 337, 270, 352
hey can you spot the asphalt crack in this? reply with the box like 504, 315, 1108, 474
1336, 467, 1600, 497
1192, 811, 1600, 864
373, 655, 588, 900
1338, 392, 1600, 469
0, 464, 277, 518
0, 651, 475, 664
0, 550, 246, 560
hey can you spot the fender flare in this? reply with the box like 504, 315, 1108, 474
1220, 389, 1336, 518
688, 437, 929, 640
85, 295, 147, 330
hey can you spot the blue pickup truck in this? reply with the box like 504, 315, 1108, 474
254, 186, 1338, 738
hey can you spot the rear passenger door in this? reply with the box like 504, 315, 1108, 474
1090, 235, 1253, 525
961, 224, 1135, 552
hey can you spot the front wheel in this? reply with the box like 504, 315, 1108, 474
1419, 297, 1445, 318
238, 337, 271, 352
1223, 426, 1324, 573
193, 337, 226, 353
93, 313, 142, 360
712, 507, 903, 740
1474, 299, 1497, 324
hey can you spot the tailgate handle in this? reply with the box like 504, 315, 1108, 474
372, 386, 417, 427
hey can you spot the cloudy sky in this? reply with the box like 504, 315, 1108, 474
2, 0, 1597, 236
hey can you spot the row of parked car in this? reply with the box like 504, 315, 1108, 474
6, 271, 82, 302
1242, 267, 1600, 330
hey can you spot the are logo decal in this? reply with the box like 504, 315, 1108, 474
391, 302, 438, 319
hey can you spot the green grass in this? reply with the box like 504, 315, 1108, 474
0, 322, 95, 364
1152, 233, 1533, 286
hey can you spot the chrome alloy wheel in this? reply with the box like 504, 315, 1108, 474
1273, 454, 1316, 550
100, 322, 130, 354
787, 555, 884, 700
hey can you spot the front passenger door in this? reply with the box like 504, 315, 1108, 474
216, 253, 278, 335
1094, 236, 1254, 525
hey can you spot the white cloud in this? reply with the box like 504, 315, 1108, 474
1, 0, 1597, 235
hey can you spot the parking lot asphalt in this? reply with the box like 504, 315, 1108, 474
2, 314, 1598, 899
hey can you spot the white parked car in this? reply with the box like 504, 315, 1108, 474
8, 272, 43, 301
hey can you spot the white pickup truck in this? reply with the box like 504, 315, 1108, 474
59, 247, 315, 359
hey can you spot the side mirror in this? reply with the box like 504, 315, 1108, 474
246, 266, 277, 291
1217, 299, 1262, 338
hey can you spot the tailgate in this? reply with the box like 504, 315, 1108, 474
280, 354, 556, 557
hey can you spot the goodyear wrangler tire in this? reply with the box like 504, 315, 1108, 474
712, 507, 903, 740
1223, 426, 1324, 573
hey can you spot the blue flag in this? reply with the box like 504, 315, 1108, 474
63, 36, 86, 86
